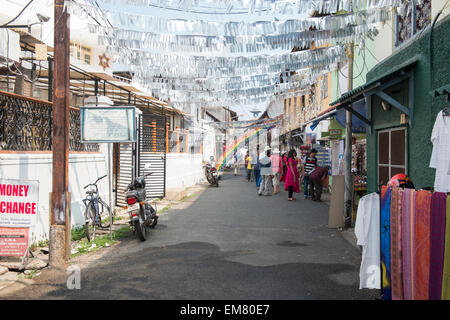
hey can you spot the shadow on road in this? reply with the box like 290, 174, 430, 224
4, 239, 376, 300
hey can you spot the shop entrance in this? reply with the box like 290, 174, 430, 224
378, 127, 406, 186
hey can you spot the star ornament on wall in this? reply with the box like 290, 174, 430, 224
98, 53, 110, 71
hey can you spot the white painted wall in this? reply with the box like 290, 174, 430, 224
202, 122, 216, 162
165, 153, 204, 190
432, 0, 450, 23
373, 20, 395, 63
0, 150, 109, 244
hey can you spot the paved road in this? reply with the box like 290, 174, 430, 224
4, 173, 378, 300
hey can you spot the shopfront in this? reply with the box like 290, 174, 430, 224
364, 15, 449, 193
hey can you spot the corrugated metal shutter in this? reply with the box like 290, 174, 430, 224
139, 113, 167, 200
139, 152, 165, 200
116, 113, 167, 205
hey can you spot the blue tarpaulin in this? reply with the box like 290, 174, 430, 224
335, 99, 367, 133
309, 121, 319, 131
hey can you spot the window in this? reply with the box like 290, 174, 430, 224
396, 0, 431, 47
378, 127, 406, 186
84, 53, 91, 65
70, 42, 93, 65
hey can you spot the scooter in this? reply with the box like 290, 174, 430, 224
123, 164, 158, 241
205, 157, 219, 187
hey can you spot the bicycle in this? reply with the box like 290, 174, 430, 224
82, 175, 112, 242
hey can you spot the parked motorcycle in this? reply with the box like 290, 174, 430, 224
205, 156, 219, 187
123, 164, 158, 241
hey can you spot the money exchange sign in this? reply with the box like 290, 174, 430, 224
0, 179, 39, 227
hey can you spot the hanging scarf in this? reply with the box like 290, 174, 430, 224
390, 187, 404, 300
413, 190, 432, 300
381, 185, 392, 300
429, 192, 448, 299
442, 196, 450, 300
401, 188, 416, 300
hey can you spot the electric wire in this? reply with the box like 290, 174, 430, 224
1, 0, 35, 26
338, 43, 367, 80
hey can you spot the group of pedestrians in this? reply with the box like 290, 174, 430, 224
244, 147, 330, 202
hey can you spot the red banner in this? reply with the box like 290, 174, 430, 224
0, 227, 29, 256
0, 179, 39, 227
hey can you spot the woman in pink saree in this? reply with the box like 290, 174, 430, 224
284, 149, 300, 201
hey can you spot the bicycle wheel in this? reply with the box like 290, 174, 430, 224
98, 198, 112, 229
84, 202, 96, 242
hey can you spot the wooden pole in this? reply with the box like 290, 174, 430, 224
344, 42, 354, 229
49, 0, 70, 268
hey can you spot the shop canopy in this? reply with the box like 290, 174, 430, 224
330, 56, 419, 130
306, 99, 367, 134
429, 83, 450, 97
334, 99, 367, 133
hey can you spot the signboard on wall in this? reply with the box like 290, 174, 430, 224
0, 179, 39, 227
0, 227, 29, 256
328, 129, 342, 139
80, 106, 136, 143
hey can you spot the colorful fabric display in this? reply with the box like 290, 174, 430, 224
363, 187, 449, 300
442, 195, 450, 300
401, 188, 416, 300
381, 186, 392, 300
390, 187, 404, 300
413, 190, 432, 300
429, 192, 447, 300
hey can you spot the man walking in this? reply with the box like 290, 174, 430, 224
302, 148, 318, 199
309, 165, 330, 202
253, 146, 261, 188
258, 146, 273, 196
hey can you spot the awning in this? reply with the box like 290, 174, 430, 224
304, 108, 337, 126
429, 83, 450, 97
330, 56, 419, 129
334, 99, 367, 133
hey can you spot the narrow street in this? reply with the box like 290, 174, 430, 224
3, 173, 377, 300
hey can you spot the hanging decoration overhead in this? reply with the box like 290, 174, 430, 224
67, 0, 401, 115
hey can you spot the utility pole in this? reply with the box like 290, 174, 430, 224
49, 0, 71, 268
344, 42, 354, 229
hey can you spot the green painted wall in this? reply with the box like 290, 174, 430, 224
365, 16, 450, 192
331, 38, 378, 101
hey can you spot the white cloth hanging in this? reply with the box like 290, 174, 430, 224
354, 192, 381, 290
429, 110, 450, 192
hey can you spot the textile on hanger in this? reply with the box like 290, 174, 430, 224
354, 192, 381, 290
442, 195, 450, 300
401, 188, 416, 300
430, 111, 450, 193
381, 185, 392, 300
413, 190, 432, 300
390, 187, 404, 300
429, 192, 447, 300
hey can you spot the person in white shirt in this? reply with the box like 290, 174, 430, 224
258, 146, 273, 196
